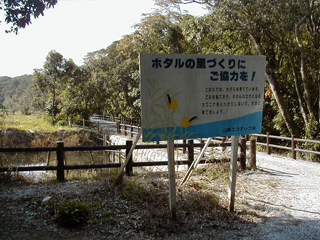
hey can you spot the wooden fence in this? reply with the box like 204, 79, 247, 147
0, 139, 243, 181
92, 115, 141, 126
70, 113, 320, 163
117, 122, 140, 137
250, 132, 320, 160
115, 119, 320, 160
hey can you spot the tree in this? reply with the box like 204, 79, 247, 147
134, 13, 187, 54
33, 50, 75, 124
82, 13, 189, 120
60, 66, 102, 121
0, 0, 57, 34
0, 103, 8, 125
157, 0, 320, 139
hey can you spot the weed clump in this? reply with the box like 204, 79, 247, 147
54, 200, 90, 227
0, 172, 28, 185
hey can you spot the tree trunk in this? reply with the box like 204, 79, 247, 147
249, 33, 300, 137
295, 16, 315, 119
291, 58, 309, 127
265, 65, 300, 137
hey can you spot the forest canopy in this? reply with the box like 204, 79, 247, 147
2, 0, 320, 141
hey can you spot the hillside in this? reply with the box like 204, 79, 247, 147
0, 75, 39, 114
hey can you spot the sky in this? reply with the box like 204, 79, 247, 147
0, 0, 207, 78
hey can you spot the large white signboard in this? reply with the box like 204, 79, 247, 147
140, 53, 266, 142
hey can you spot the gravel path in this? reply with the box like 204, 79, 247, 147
1, 129, 320, 239
108, 134, 320, 239
252, 152, 320, 239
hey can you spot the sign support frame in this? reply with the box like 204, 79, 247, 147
115, 129, 142, 184
180, 137, 212, 185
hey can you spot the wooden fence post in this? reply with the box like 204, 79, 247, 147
131, 125, 133, 138
200, 139, 204, 156
126, 140, 133, 176
124, 125, 127, 136
244, 135, 248, 141
292, 135, 296, 159
183, 139, 186, 154
250, 139, 256, 170
267, 132, 271, 154
97, 121, 100, 131
187, 139, 194, 167
240, 138, 246, 170
222, 137, 226, 152
57, 141, 65, 181
83, 119, 85, 128
117, 121, 120, 133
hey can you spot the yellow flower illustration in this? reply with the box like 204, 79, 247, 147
180, 116, 197, 128
166, 94, 178, 110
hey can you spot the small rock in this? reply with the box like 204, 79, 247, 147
42, 196, 52, 204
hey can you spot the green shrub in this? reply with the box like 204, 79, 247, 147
42, 197, 56, 217
54, 201, 90, 227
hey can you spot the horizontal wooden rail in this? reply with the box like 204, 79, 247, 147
294, 148, 320, 155
0, 139, 238, 181
250, 132, 320, 160
255, 142, 292, 151
0, 147, 56, 152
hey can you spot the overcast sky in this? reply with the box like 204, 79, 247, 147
0, 0, 206, 78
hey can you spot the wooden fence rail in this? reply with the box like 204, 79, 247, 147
92, 115, 141, 126
251, 132, 320, 159
115, 122, 320, 161
0, 140, 237, 181
117, 122, 140, 137
116, 123, 320, 161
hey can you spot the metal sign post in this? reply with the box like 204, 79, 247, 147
167, 140, 177, 220
229, 135, 239, 212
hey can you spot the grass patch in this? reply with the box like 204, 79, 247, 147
3, 113, 76, 132
0, 113, 104, 148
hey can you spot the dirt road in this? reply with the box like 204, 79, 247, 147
250, 152, 320, 239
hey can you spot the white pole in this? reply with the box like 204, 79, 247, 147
167, 139, 177, 220
229, 135, 239, 212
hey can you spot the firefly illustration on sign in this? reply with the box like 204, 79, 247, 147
180, 116, 197, 128
166, 94, 178, 110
